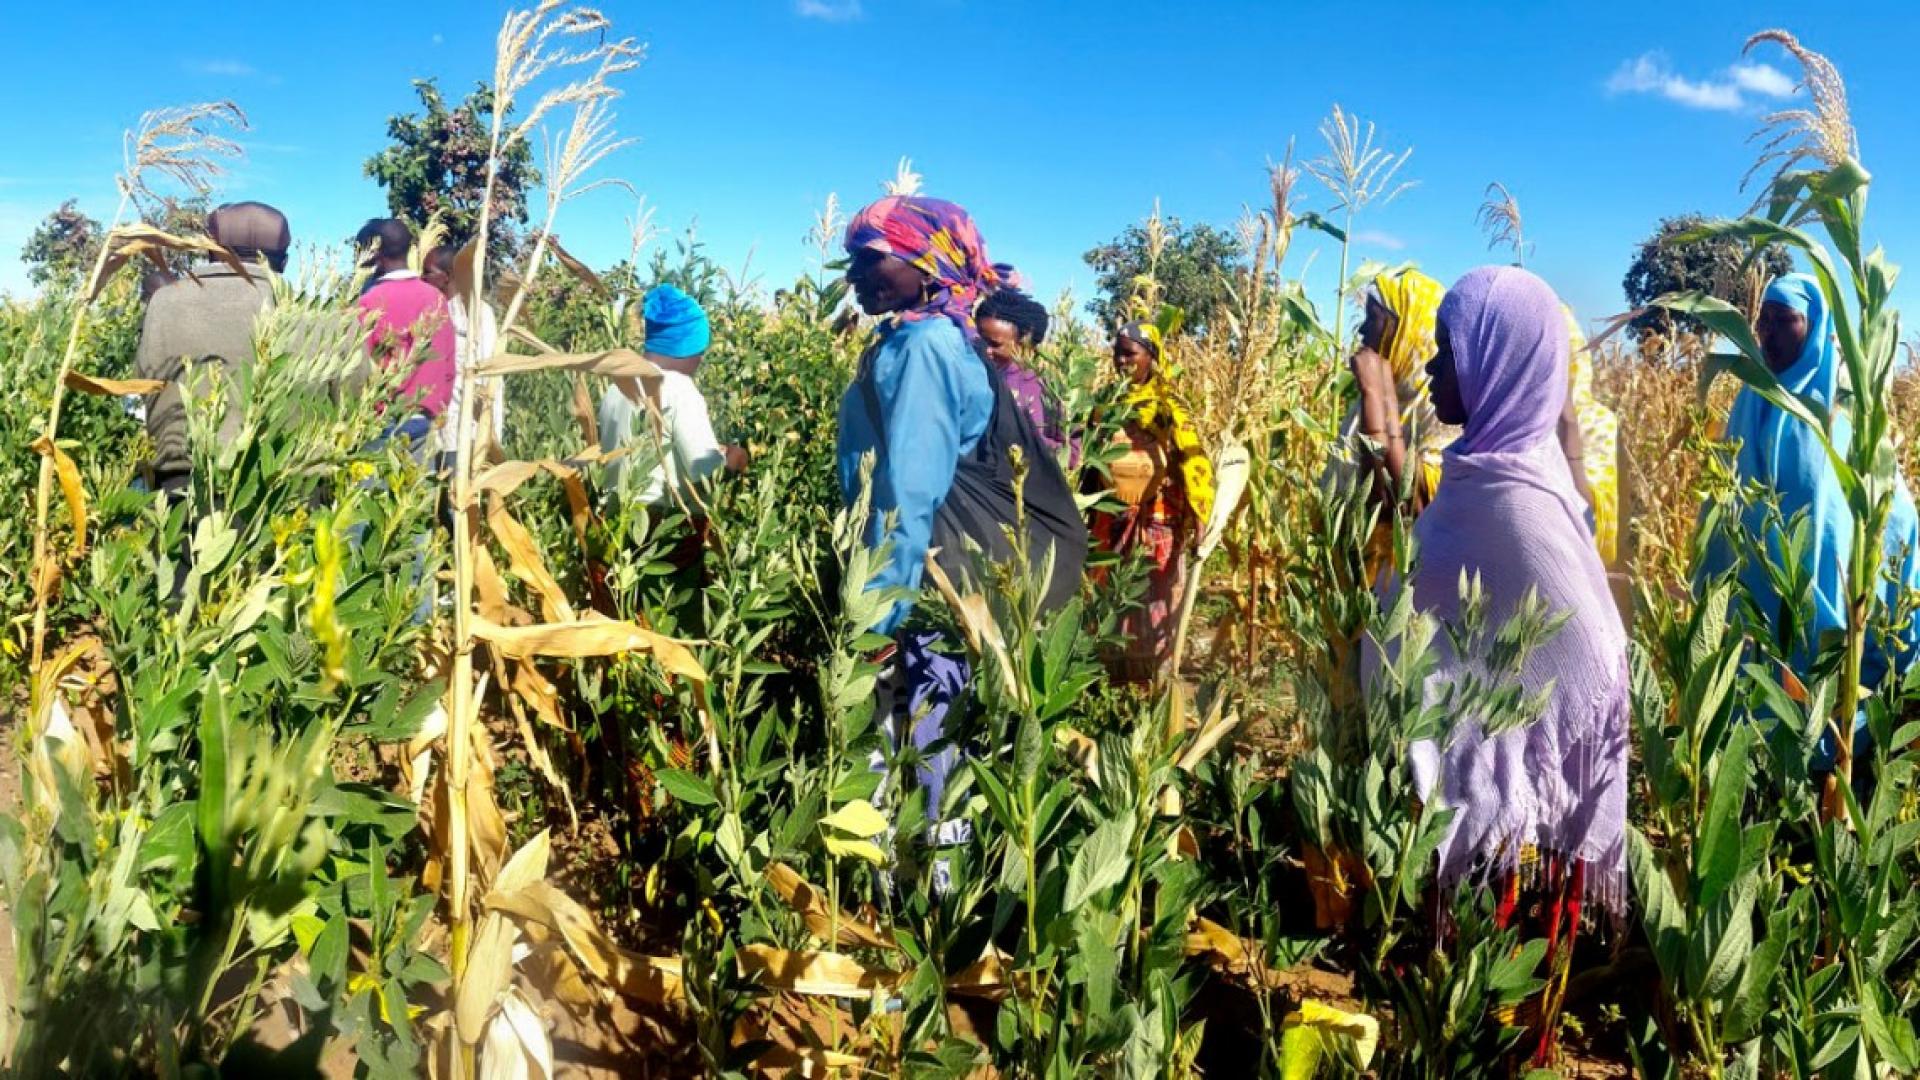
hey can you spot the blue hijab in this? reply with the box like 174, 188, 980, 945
1715, 273, 1920, 699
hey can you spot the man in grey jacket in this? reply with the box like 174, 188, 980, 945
133, 201, 288, 491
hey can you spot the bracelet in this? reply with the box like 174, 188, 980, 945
1362, 429, 1404, 443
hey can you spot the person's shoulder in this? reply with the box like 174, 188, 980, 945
892, 316, 966, 352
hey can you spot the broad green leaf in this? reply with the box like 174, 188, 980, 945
1064, 815, 1133, 912
1695, 722, 1755, 909
1628, 828, 1686, 982
655, 768, 717, 807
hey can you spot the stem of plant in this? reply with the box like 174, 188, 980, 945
29, 190, 131, 676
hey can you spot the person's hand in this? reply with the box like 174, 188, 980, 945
724, 445, 751, 474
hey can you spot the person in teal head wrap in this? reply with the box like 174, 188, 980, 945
598, 284, 748, 503
1708, 272, 1920, 767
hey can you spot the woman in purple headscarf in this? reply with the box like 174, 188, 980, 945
1398, 266, 1630, 1061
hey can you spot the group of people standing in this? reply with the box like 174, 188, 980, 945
130, 196, 1920, 1042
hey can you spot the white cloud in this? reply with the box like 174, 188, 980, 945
796, 0, 862, 20
1729, 62, 1796, 99
1606, 52, 1799, 112
1352, 229, 1405, 252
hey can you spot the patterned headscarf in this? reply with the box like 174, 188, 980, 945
1119, 320, 1215, 523
1372, 268, 1445, 384
1366, 269, 1447, 498
844, 196, 999, 342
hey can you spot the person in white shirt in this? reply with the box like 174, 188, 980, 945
597, 284, 748, 507
423, 244, 507, 460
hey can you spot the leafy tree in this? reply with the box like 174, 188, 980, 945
1622, 213, 1792, 343
363, 79, 541, 258
1083, 217, 1245, 335
21, 200, 103, 288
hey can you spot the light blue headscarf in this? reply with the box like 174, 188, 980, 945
643, 284, 711, 358
1712, 273, 1920, 748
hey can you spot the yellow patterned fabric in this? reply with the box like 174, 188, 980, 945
1341, 269, 1445, 499
1120, 320, 1214, 525
1564, 307, 1620, 564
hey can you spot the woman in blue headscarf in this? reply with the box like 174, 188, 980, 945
1709, 272, 1920, 766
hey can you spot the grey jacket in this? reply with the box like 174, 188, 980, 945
134, 262, 275, 478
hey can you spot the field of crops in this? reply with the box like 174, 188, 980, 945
2, 8, 1919, 1079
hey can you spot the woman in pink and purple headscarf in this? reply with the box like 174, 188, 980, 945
1397, 266, 1629, 1064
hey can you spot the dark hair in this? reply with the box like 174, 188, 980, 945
976, 289, 1050, 346
355, 218, 414, 261
425, 244, 458, 274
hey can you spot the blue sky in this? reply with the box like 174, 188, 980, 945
5, 2, 1920, 332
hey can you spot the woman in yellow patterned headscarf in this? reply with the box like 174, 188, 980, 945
1563, 308, 1620, 564
1097, 317, 1213, 683
1335, 269, 1447, 505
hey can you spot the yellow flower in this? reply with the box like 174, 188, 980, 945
347, 461, 377, 484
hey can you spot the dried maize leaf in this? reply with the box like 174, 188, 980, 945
569, 373, 600, 449
508, 696, 576, 829
539, 233, 608, 296
485, 499, 574, 624
475, 347, 661, 385
922, 556, 1019, 699
488, 881, 684, 1004
480, 988, 552, 1080
31, 435, 86, 556
455, 910, 519, 1044
738, 945, 901, 999
64, 372, 165, 396
472, 616, 707, 684
1185, 916, 1252, 967
473, 461, 547, 500
488, 829, 552, 903
1054, 727, 1100, 785
765, 862, 897, 952
471, 547, 529, 628
465, 724, 509, 888
90, 223, 253, 301
1176, 706, 1241, 773
945, 948, 1013, 1001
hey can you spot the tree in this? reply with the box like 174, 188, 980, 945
1622, 213, 1792, 344
363, 79, 541, 257
21, 200, 103, 288
1083, 216, 1245, 335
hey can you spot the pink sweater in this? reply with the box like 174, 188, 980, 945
358, 273, 456, 417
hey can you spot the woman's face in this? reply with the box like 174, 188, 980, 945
847, 248, 925, 316
979, 316, 1027, 368
1360, 294, 1398, 356
1426, 321, 1467, 426
1114, 333, 1156, 386
1755, 300, 1810, 374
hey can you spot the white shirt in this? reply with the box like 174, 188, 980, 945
597, 369, 726, 506
441, 297, 505, 456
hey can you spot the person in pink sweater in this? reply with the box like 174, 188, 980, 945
355, 218, 456, 454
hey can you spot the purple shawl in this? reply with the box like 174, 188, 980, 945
999, 361, 1067, 453
1406, 267, 1629, 918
